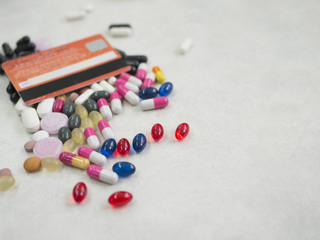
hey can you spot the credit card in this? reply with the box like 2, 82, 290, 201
2, 34, 130, 105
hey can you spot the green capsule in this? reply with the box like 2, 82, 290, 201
63, 102, 75, 117
58, 126, 71, 143
83, 99, 98, 113
68, 113, 81, 130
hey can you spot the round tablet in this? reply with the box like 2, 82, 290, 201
40, 112, 68, 134
33, 137, 63, 159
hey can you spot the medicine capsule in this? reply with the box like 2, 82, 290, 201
117, 85, 140, 105
119, 73, 142, 87
114, 78, 139, 94
132, 133, 147, 153
152, 66, 166, 83
58, 126, 71, 143
14, 42, 35, 54
117, 138, 130, 156
108, 24, 133, 37
52, 95, 66, 112
84, 128, 100, 150
41, 157, 60, 171
89, 90, 110, 101
83, 99, 98, 112
97, 98, 112, 121
100, 138, 117, 157
136, 63, 147, 81
0, 176, 15, 191
110, 92, 122, 114
89, 110, 103, 127
98, 120, 114, 140
59, 152, 90, 169
112, 162, 135, 177
81, 117, 94, 129
75, 89, 94, 105
139, 87, 158, 100
69, 92, 79, 102
62, 139, 77, 153
68, 113, 81, 130
10, 92, 20, 104
141, 72, 155, 89
71, 128, 85, 145
2, 43, 14, 58
86, 165, 118, 184
16, 36, 30, 46
6, 82, 15, 94
91, 83, 104, 91
21, 108, 40, 133
78, 146, 106, 166
159, 82, 173, 96
139, 97, 169, 111
151, 123, 164, 141
75, 104, 88, 119
63, 102, 75, 117
108, 191, 132, 207
99, 80, 115, 93
175, 123, 190, 140
73, 182, 87, 203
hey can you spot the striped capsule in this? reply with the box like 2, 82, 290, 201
152, 66, 165, 83
139, 97, 169, 111
114, 78, 139, 93
78, 146, 106, 166
110, 92, 122, 114
119, 73, 142, 87
141, 72, 155, 89
136, 63, 147, 81
97, 98, 112, 120
98, 120, 114, 139
59, 152, 90, 169
117, 85, 140, 105
52, 95, 66, 112
84, 128, 100, 150
86, 165, 118, 184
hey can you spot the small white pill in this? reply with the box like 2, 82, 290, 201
37, 98, 54, 118
32, 130, 49, 142
75, 89, 94, 105
66, 10, 86, 21
15, 98, 30, 115
21, 108, 40, 133
107, 76, 117, 85
180, 38, 193, 54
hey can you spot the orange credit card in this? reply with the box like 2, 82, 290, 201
2, 34, 130, 105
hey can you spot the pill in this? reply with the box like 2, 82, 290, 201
151, 123, 164, 141
108, 191, 132, 207
83, 99, 98, 112
58, 127, 71, 143
180, 38, 193, 54
159, 82, 173, 96
89, 111, 103, 127
112, 162, 135, 177
117, 85, 140, 105
62, 139, 77, 153
86, 165, 118, 184
52, 95, 66, 112
114, 78, 139, 94
99, 80, 115, 93
100, 138, 117, 157
59, 152, 90, 170
175, 123, 190, 140
139, 97, 169, 111
37, 97, 54, 118
119, 73, 142, 87
91, 83, 104, 91
84, 128, 100, 150
110, 92, 122, 114
68, 113, 81, 130
78, 146, 106, 166
71, 128, 85, 145
68, 92, 79, 102
83, 3, 94, 12
32, 130, 49, 142
10, 92, 20, 104
139, 87, 158, 100
0, 168, 12, 177
15, 98, 30, 115
21, 108, 40, 133
152, 66, 166, 83
14, 42, 35, 54
117, 138, 130, 156
75, 89, 94, 105
132, 133, 147, 153
98, 120, 114, 140
66, 10, 86, 21
16, 36, 30, 46
136, 63, 147, 80
97, 98, 112, 121
141, 72, 155, 89
81, 117, 93, 129
6, 82, 15, 94
126, 55, 148, 63
2, 43, 14, 58
24, 156, 41, 172
24, 140, 36, 152
40, 112, 68, 134
63, 102, 75, 117
41, 157, 60, 171
79, 87, 90, 94
0, 176, 15, 191
73, 182, 87, 203
108, 76, 117, 85
33, 137, 63, 159
109, 24, 133, 37
75, 104, 88, 119
115, 49, 126, 58
89, 90, 109, 101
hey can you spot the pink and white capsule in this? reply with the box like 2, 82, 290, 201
139, 96, 169, 111
141, 72, 155, 89
98, 120, 114, 139
114, 78, 139, 93
84, 128, 100, 150
99, 80, 115, 93
117, 85, 140, 105
97, 98, 112, 120
136, 63, 147, 81
78, 146, 106, 167
110, 92, 122, 114
86, 165, 118, 184
119, 73, 142, 87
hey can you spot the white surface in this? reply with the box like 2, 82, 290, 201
1, 0, 320, 239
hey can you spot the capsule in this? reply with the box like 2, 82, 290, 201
40, 157, 60, 171
99, 80, 115, 93
16, 36, 30, 46
159, 83, 173, 97
59, 152, 90, 169
2, 43, 14, 58
58, 126, 71, 143
117, 85, 140, 105
71, 128, 85, 145
98, 120, 114, 140
108, 191, 133, 207
0, 176, 15, 191
68, 113, 81, 130
52, 95, 66, 112
89, 110, 103, 128
91, 83, 104, 91
117, 138, 130, 156
78, 146, 106, 166
119, 73, 142, 87
89, 90, 110, 101
83, 129, 100, 150
132, 133, 147, 153
112, 162, 135, 177
14, 42, 35, 54
86, 165, 118, 184
110, 92, 122, 114
136, 63, 147, 81
75, 89, 94, 105
81, 117, 94, 129
37, 97, 54, 118
152, 66, 166, 83
62, 139, 77, 152
62, 102, 75, 117
10, 92, 20, 104
21, 108, 40, 133
175, 123, 190, 140
100, 138, 117, 157
151, 123, 164, 141
141, 72, 155, 89
6, 82, 15, 94
139, 97, 169, 111
108, 24, 133, 37
75, 104, 88, 119
139, 87, 158, 100
114, 78, 139, 93
83, 99, 98, 112
97, 98, 112, 121
73, 182, 87, 203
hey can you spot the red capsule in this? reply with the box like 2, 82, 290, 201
151, 123, 164, 141
175, 123, 190, 140
117, 138, 130, 156
73, 182, 87, 203
108, 191, 133, 207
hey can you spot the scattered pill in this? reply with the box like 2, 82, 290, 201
112, 162, 135, 177
6, 82, 15, 94
24, 140, 36, 152
89, 111, 103, 127
52, 95, 66, 112
58, 127, 71, 143
99, 80, 115, 93
97, 98, 112, 121
66, 10, 86, 21
59, 152, 90, 170
41, 157, 60, 171
126, 55, 148, 63
71, 128, 85, 145
83, 98, 98, 112
89, 90, 109, 101
151, 123, 164, 141
24, 156, 41, 173
132, 133, 147, 153
139, 97, 169, 111
141, 72, 155, 89
91, 82, 104, 91
159, 82, 173, 96
114, 78, 139, 94
10, 92, 20, 104
110, 92, 122, 114
136, 63, 147, 81
100, 138, 117, 157
63, 102, 75, 117
78, 146, 106, 166
75, 104, 88, 119
68, 113, 81, 130
33, 137, 63, 159
15, 98, 30, 115
117, 85, 140, 105
32, 130, 49, 142
16, 36, 30, 46
2, 43, 14, 58
21, 108, 40, 133
109, 24, 133, 37
40, 112, 68, 134
73, 182, 87, 203
152, 66, 166, 83
14, 42, 35, 54
86, 165, 118, 184
117, 138, 130, 156
75, 89, 94, 105
179, 38, 193, 54
0, 168, 12, 177
108, 191, 132, 207
98, 120, 114, 140
84, 128, 100, 150
0, 176, 15, 191
78, 87, 90, 94
139, 87, 158, 100
68, 92, 79, 102
119, 73, 142, 87
36, 97, 54, 118
62, 139, 77, 153
175, 123, 190, 140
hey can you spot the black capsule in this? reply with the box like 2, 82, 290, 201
68, 113, 81, 130
126, 59, 139, 67
63, 102, 75, 117
83, 99, 98, 112
10, 92, 20, 103
14, 42, 36, 54
139, 87, 158, 100
126, 55, 148, 63
6, 82, 16, 94
58, 127, 71, 143
2, 43, 14, 58
0, 53, 7, 64
115, 49, 126, 58
89, 91, 110, 101
18, 50, 35, 57
16, 36, 30, 46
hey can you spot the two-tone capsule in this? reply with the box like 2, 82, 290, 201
78, 146, 107, 166
119, 73, 142, 87
139, 97, 169, 111
110, 92, 122, 114
152, 66, 165, 83
98, 120, 114, 139
59, 152, 90, 169
97, 98, 112, 120
136, 63, 147, 81
113, 78, 139, 93
87, 165, 118, 184
52, 95, 66, 112
141, 72, 155, 89
82, 117, 100, 149
117, 85, 140, 105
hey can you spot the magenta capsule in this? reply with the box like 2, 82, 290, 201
141, 72, 155, 89
117, 85, 140, 106
86, 165, 118, 184
59, 152, 90, 169
52, 95, 66, 112
136, 63, 147, 81
98, 119, 114, 140
110, 92, 122, 114
97, 98, 112, 120
119, 73, 142, 87
114, 78, 139, 93
84, 128, 100, 150
139, 97, 169, 111
78, 146, 106, 166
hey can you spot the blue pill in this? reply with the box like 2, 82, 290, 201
132, 133, 147, 153
139, 87, 158, 100
100, 138, 117, 157
159, 82, 173, 96
112, 161, 136, 177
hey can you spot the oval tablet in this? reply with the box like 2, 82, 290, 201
15, 98, 30, 115
58, 127, 71, 143
63, 102, 75, 117
36, 98, 55, 118
40, 112, 68, 134
112, 162, 135, 177
132, 133, 147, 153
33, 137, 63, 159
21, 108, 40, 133
68, 113, 81, 130
32, 130, 49, 142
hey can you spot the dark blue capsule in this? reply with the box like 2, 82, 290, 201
139, 87, 158, 100
132, 133, 147, 153
112, 161, 136, 177
100, 138, 117, 157
159, 82, 173, 96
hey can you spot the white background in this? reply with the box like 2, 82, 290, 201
1, 0, 320, 239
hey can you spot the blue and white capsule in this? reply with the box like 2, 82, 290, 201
159, 82, 173, 96
132, 133, 147, 153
